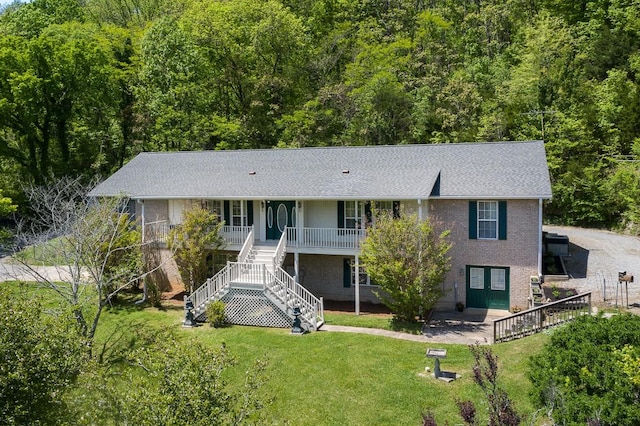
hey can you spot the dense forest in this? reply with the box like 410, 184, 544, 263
0, 0, 639, 230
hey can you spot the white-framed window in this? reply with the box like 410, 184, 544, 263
477, 201, 498, 239
469, 267, 485, 289
376, 200, 394, 216
491, 269, 506, 291
345, 201, 364, 229
351, 260, 374, 286
205, 200, 223, 222
231, 200, 247, 226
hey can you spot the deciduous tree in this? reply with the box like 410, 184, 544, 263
12, 177, 166, 347
360, 211, 451, 322
168, 205, 224, 294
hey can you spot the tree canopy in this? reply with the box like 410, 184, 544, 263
1, 0, 640, 229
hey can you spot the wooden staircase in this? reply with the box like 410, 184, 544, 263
186, 228, 324, 330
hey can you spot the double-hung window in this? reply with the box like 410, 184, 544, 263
231, 200, 247, 227
478, 201, 498, 239
205, 200, 223, 222
469, 200, 507, 240
344, 201, 364, 229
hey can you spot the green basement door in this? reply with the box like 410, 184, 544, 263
266, 201, 296, 240
466, 266, 510, 310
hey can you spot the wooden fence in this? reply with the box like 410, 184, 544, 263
493, 292, 592, 343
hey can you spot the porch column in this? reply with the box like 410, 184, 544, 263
294, 252, 299, 282
297, 200, 303, 246
417, 199, 423, 221
355, 254, 360, 315
138, 200, 145, 242
538, 198, 543, 277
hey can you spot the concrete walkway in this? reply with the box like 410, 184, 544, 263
319, 309, 508, 345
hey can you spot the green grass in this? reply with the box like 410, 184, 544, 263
3, 282, 549, 425
13, 237, 71, 266
95, 306, 547, 425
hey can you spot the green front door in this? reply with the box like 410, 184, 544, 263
266, 201, 296, 240
466, 266, 510, 310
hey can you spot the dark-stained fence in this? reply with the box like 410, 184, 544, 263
493, 292, 592, 343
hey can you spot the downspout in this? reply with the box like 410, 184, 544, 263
135, 199, 148, 305
537, 198, 543, 279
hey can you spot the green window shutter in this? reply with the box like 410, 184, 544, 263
223, 201, 230, 226
247, 201, 254, 226
343, 258, 351, 288
364, 201, 372, 226
468, 201, 477, 239
498, 201, 507, 240
393, 201, 400, 219
337, 201, 345, 228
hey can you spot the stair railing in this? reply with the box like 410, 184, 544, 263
267, 266, 324, 329
187, 263, 232, 316
237, 225, 255, 263
272, 227, 287, 272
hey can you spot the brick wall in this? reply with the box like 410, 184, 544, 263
144, 199, 168, 222
297, 254, 381, 303
430, 199, 539, 310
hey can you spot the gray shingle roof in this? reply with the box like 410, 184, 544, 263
89, 141, 552, 200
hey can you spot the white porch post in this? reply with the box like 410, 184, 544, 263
259, 200, 266, 241
294, 252, 299, 282
297, 200, 303, 246
417, 198, 422, 221
538, 198, 543, 277
138, 200, 145, 242
355, 254, 360, 315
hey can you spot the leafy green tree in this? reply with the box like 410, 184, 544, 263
181, 0, 310, 148
136, 16, 209, 152
529, 314, 640, 425
168, 205, 224, 294
0, 189, 16, 244
0, 22, 124, 184
360, 211, 451, 322
0, 290, 87, 425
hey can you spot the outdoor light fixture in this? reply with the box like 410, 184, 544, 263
261, 201, 265, 210
183, 299, 196, 327
297, 201, 302, 209
291, 307, 305, 335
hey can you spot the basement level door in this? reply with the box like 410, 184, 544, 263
266, 201, 296, 240
466, 266, 510, 310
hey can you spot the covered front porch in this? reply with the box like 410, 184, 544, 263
143, 223, 366, 254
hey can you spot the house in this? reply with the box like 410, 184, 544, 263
89, 141, 552, 329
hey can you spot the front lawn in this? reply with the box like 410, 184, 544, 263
2, 281, 548, 424
95, 304, 547, 425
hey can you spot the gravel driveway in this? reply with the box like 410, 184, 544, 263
543, 225, 640, 311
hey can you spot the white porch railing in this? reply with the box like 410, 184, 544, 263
188, 265, 233, 316
272, 266, 324, 329
237, 225, 255, 263
143, 221, 252, 246
286, 227, 366, 250
221, 225, 253, 245
144, 220, 169, 243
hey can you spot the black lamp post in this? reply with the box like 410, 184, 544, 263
291, 307, 305, 334
184, 299, 196, 327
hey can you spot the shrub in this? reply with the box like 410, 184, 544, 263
206, 300, 226, 328
529, 314, 640, 425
